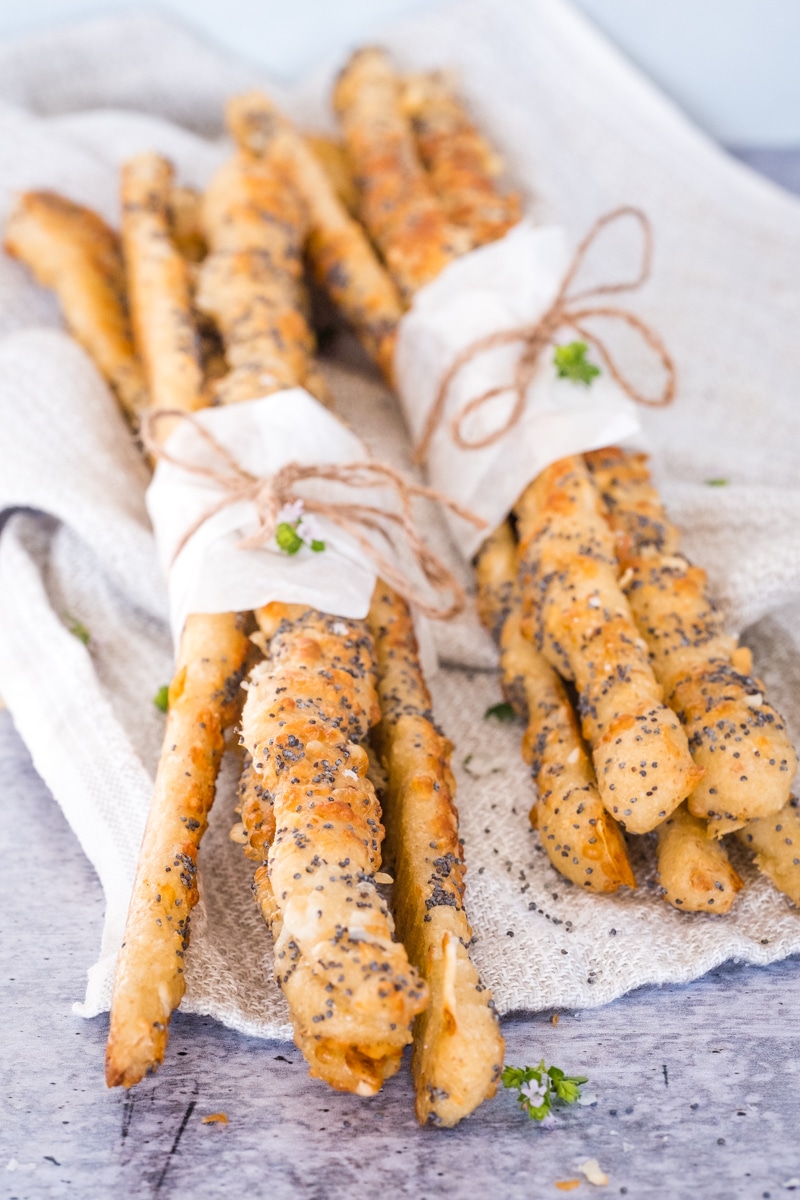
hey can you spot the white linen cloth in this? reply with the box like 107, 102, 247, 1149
1, 0, 800, 1043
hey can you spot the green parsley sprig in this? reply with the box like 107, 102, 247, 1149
502, 1061, 588, 1122
553, 341, 601, 386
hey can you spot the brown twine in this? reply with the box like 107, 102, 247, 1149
414, 206, 676, 465
140, 409, 487, 621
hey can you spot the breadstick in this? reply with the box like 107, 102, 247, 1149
403, 70, 520, 246
368, 582, 503, 1126
305, 134, 360, 216
4, 191, 148, 423
476, 522, 635, 892
106, 611, 252, 1087
120, 154, 205, 428
241, 604, 427, 1095
196, 149, 327, 405
656, 802, 742, 912
226, 90, 404, 381
736, 799, 800, 907
516, 456, 702, 835
333, 47, 469, 301
586, 447, 797, 837
168, 184, 207, 263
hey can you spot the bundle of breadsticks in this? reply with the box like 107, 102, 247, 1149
312, 46, 798, 920
4, 93, 504, 1127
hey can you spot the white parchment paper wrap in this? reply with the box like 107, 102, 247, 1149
146, 389, 386, 647
394, 220, 644, 558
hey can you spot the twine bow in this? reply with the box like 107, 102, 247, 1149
414, 206, 676, 464
141, 409, 486, 621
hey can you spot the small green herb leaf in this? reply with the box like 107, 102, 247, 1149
706, 478, 729, 487
554, 341, 601, 386
153, 685, 170, 714
276, 521, 304, 555
502, 1060, 588, 1123
65, 615, 91, 646
310, 539, 326, 553
484, 701, 516, 722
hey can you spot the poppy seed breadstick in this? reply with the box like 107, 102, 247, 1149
403, 70, 520, 247
106, 611, 251, 1087
168, 184, 207, 264
196, 150, 326, 405
306, 134, 361, 216
4, 191, 148, 423
226, 90, 405, 381
516, 456, 703, 835
735, 800, 800, 907
586, 447, 797, 837
476, 522, 635, 893
333, 47, 470, 302
120, 154, 204, 428
367, 582, 503, 1127
656, 802, 742, 913
241, 605, 427, 1096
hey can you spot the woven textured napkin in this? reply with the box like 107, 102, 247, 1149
1, 1, 800, 1043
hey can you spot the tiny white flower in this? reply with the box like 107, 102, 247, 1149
277, 499, 305, 526
520, 1077, 548, 1106
297, 514, 324, 544
540, 1113, 557, 1129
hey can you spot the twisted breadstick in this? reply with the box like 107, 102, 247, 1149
106, 154, 257, 1087
241, 605, 427, 1094
120, 154, 205, 430
516, 457, 702, 835
656, 802, 742, 912
586, 447, 797, 837
368, 582, 503, 1125
476, 522, 635, 892
226, 89, 404, 381
4, 191, 148, 423
403, 70, 520, 246
333, 48, 469, 301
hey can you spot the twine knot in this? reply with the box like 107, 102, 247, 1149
141, 409, 486, 620
414, 206, 675, 464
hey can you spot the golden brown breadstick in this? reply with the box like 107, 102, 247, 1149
168, 184, 207, 263
306, 134, 361, 215
196, 149, 327, 405
241, 604, 427, 1095
4, 190, 148, 423
403, 70, 520, 246
735, 799, 800, 906
106, 611, 251, 1087
368, 582, 503, 1126
586, 447, 797, 837
121, 154, 205, 426
656, 802, 742, 912
476, 522, 635, 892
226, 90, 404, 381
333, 47, 469, 301
516, 456, 702, 835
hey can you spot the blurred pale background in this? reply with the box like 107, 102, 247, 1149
0, 0, 798, 146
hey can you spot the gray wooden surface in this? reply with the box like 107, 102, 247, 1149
3, 710, 800, 1200
4, 146, 800, 1200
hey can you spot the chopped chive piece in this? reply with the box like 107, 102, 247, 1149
153, 685, 169, 713
65, 615, 91, 646
553, 341, 601, 385
276, 522, 304, 554
484, 701, 516, 722
706, 478, 729, 487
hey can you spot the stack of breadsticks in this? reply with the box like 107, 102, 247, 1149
6, 43, 798, 1131
323, 47, 798, 915
4, 87, 503, 1127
